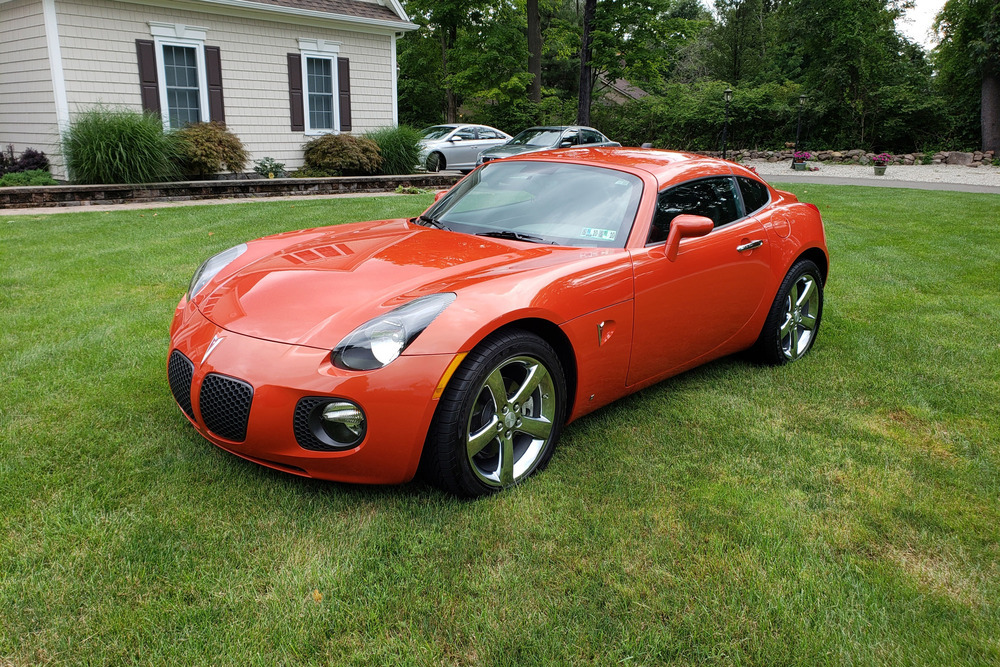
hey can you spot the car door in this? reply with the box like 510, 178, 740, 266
627, 176, 772, 386
449, 126, 480, 168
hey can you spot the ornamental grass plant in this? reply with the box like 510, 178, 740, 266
364, 125, 423, 175
62, 107, 180, 184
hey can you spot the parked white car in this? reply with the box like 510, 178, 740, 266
419, 124, 512, 174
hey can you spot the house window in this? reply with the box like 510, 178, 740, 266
163, 45, 202, 128
138, 23, 224, 129
306, 57, 335, 131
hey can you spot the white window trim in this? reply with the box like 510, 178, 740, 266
149, 22, 210, 129
299, 38, 342, 136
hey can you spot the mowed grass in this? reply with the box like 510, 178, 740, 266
1, 185, 998, 665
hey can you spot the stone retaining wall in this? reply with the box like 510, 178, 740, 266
0, 173, 463, 209
699, 149, 997, 167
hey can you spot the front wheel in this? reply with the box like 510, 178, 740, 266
752, 258, 824, 365
426, 152, 445, 172
424, 330, 567, 497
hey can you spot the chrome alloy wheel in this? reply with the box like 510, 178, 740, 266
780, 273, 820, 360
466, 355, 556, 487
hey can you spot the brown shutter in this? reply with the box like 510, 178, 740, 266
338, 57, 351, 132
287, 53, 304, 131
136, 39, 160, 114
204, 45, 225, 123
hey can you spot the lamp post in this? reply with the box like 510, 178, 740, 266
722, 88, 733, 160
792, 94, 807, 169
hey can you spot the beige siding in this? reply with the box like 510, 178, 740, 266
56, 0, 398, 170
0, 0, 61, 172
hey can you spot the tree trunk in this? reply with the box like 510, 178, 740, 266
527, 0, 542, 104
577, 0, 596, 125
441, 27, 458, 123
983, 61, 1000, 153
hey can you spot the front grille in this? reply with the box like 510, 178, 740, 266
199, 373, 254, 442
293, 397, 338, 452
167, 351, 195, 419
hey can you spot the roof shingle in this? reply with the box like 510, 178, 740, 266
237, 0, 405, 23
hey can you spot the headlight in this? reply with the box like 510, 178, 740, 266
332, 293, 456, 370
188, 243, 247, 299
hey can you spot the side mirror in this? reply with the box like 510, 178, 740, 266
449, 135, 464, 142
665, 214, 714, 262
559, 140, 573, 148
433, 190, 448, 203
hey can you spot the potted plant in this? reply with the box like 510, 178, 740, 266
873, 153, 892, 175
792, 150, 811, 170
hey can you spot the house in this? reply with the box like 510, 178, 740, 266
0, 0, 417, 179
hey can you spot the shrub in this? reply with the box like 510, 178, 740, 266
0, 145, 50, 176
16, 148, 50, 172
289, 167, 333, 178
62, 107, 180, 184
364, 126, 422, 175
0, 169, 58, 187
303, 134, 382, 176
253, 157, 286, 178
174, 122, 248, 178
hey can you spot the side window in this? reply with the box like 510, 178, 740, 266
561, 130, 580, 146
454, 127, 477, 140
478, 128, 504, 140
581, 129, 603, 144
648, 177, 742, 244
737, 176, 771, 214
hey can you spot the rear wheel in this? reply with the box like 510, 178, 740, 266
426, 152, 445, 172
424, 330, 566, 497
752, 259, 824, 365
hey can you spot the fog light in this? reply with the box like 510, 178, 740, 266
316, 400, 366, 447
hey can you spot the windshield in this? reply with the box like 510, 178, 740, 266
508, 128, 563, 147
422, 161, 643, 248
421, 126, 455, 141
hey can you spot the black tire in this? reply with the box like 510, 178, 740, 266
426, 152, 445, 172
751, 258, 824, 365
423, 330, 567, 497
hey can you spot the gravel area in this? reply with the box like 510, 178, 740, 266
745, 159, 1000, 187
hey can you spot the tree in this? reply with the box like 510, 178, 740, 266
577, 0, 596, 124
935, 0, 1000, 151
528, 0, 542, 103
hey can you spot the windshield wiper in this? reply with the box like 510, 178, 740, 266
476, 230, 556, 245
416, 214, 451, 231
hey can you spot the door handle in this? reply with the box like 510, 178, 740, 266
737, 240, 763, 252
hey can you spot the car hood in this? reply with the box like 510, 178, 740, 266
481, 144, 551, 159
194, 219, 583, 349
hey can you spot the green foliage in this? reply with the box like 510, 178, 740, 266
174, 122, 248, 178
302, 134, 382, 176
364, 126, 423, 175
62, 107, 180, 184
0, 169, 58, 187
933, 0, 1000, 149
594, 80, 804, 150
253, 157, 287, 178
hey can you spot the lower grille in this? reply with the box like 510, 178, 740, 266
199, 373, 254, 442
167, 351, 195, 419
293, 397, 338, 452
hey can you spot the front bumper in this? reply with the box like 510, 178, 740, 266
168, 300, 455, 485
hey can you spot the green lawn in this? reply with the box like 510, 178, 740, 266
2, 186, 998, 665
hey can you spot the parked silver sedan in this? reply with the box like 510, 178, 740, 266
419, 124, 512, 174
477, 126, 620, 166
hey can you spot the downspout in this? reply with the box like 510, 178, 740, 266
41, 0, 70, 179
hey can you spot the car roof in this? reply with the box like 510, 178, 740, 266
495, 146, 754, 188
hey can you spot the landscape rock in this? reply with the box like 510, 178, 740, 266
947, 152, 974, 165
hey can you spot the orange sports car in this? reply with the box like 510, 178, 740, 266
168, 148, 828, 497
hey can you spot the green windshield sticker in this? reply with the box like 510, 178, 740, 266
581, 228, 617, 241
